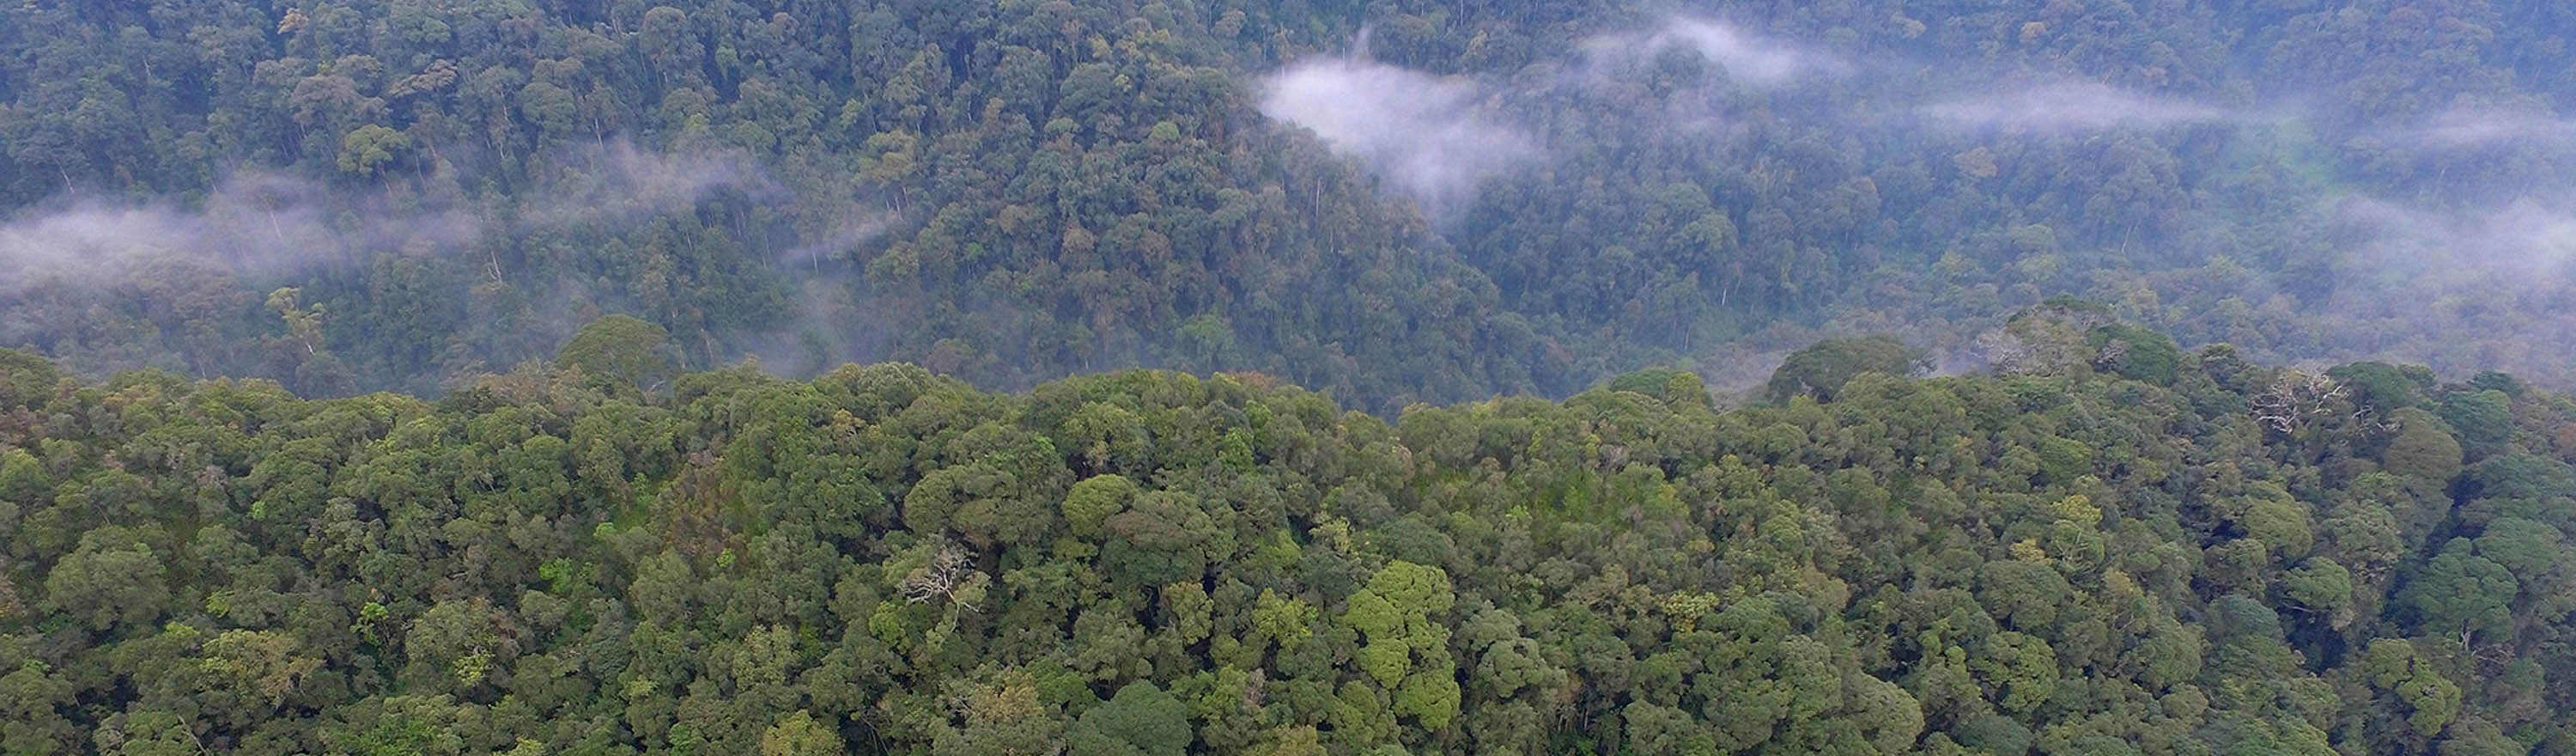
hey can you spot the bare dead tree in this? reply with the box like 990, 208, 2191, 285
1977, 329, 2042, 375
1241, 668, 1267, 710
2252, 370, 2346, 435
2093, 337, 2129, 368
0, 558, 19, 619
899, 540, 981, 611
2471, 641, 2517, 672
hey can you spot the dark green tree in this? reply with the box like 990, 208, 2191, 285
1765, 336, 1930, 404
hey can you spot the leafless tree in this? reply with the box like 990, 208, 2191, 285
1976, 329, 2043, 375
2252, 370, 2346, 435
0, 558, 19, 619
2094, 337, 2129, 368
899, 540, 980, 610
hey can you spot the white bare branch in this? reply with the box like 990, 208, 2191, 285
899, 540, 981, 610
2251, 370, 2345, 435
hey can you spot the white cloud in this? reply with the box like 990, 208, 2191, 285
1258, 57, 1535, 218
1628, 17, 1850, 87
0, 172, 480, 287
2329, 194, 2576, 279
0, 141, 775, 291
1918, 80, 2234, 132
2397, 105, 2576, 149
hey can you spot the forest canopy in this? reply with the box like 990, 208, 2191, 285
5, 313, 2576, 754
7, 0, 2576, 411
9, 2, 2576, 754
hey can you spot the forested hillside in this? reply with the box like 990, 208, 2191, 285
9, 0, 2576, 408
5, 311, 2575, 755
11, 3, 2576, 753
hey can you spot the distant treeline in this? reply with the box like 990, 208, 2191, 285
9, 1, 2576, 411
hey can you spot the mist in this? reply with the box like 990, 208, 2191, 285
1257, 56, 1534, 219
0, 172, 480, 290
1254, 15, 1851, 221
780, 210, 899, 270
0, 140, 774, 292
0, 139, 823, 391
2393, 104, 2576, 150
519, 141, 784, 227
23, 1, 2576, 411
2329, 195, 2576, 281
1239, 13, 2576, 398
1583, 17, 1850, 87
1917, 79, 2239, 133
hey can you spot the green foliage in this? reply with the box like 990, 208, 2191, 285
1068, 682, 1191, 756
2329, 363, 2435, 413
1951, 715, 2035, 755
2239, 495, 2317, 562
2282, 558, 2353, 613
2439, 390, 2516, 451
0, 348, 61, 409
556, 314, 677, 389
1393, 669, 1462, 729
1, 325, 2573, 755
760, 711, 843, 756
0, 448, 49, 507
336, 125, 411, 175
1062, 474, 1139, 540
1765, 336, 1929, 403
2362, 639, 2462, 737
2400, 541, 2518, 640
42, 533, 168, 630
2087, 323, 2183, 384
1605, 368, 1712, 409
1363, 561, 1455, 619
6, 0, 2576, 426
2381, 409, 2464, 480
2470, 518, 2564, 580
2463, 451, 2576, 502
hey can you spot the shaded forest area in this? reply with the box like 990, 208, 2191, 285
9, 1, 2576, 411
5, 309, 2576, 755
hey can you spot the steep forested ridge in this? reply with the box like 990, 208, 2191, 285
5, 311, 2576, 755
0, 0, 1573, 409
9, 0, 2576, 409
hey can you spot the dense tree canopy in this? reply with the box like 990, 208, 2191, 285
7, 312, 2576, 754
7, 0, 2576, 411
7, 2, 2576, 752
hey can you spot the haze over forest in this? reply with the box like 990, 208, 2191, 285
9, 2, 2576, 756
4, 0, 2576, 407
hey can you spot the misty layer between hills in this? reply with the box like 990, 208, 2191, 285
0, 139, 887, 396
10, 8, 2576, 406
1248, 15, 2576, 387
0, 142, 763, 289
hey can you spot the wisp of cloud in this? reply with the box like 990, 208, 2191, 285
1258, 57, 1534, 219
519, 140, 783, 227
2398, 105, 2576, 150
2330, 194, 2576, 280
1597, 17, 1850, 87
0, 140, 779, 296
0, 172, 481, 290
1919, 80, 2235, 133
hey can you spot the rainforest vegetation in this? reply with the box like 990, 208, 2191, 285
9, 0, 2576, 754
7, 307, 2576, 755
8, 0, 2576, 407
